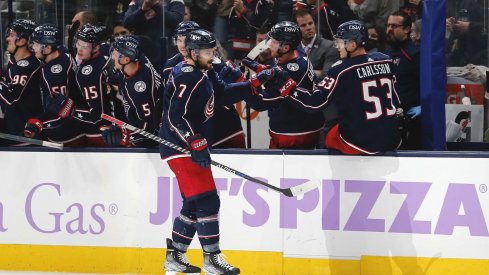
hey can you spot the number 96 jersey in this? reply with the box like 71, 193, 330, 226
0, 54, 42, 136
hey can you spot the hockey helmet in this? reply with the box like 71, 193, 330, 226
334, 20, 368, 47
31, 24, 62, 47
185, 29, 216, 53
111, 35, 140, 62
267, 21, 301, 49
6, 19, 37, 40
175, 21, 200, 36
76, 24, 104, 44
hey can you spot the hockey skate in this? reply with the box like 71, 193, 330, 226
164, 239, 201, 275
203, 252, 240, 275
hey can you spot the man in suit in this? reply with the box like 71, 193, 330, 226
294, 9, 339, 78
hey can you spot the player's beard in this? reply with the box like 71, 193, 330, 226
196, 55, 212, 70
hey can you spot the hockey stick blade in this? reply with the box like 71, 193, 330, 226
101, 113, 318, 197
288, 178, 320, 197
0, 132, 64, 150
246, 39, 268, 60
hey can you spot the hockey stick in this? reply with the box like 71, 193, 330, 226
101, 114, 318, 197
246, 39, 269, 60
0, 132, 64, 150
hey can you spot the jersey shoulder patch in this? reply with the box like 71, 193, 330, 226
286, 63, 299, 71
181, 65, 194, 73
17, 60, 29, 67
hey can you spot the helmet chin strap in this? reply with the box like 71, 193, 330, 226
12, 38, 27, 56
118, 55, 130, 72
189, 49, 208, 70
40, 45, 53, 61
343, 40, 358, 58
277, 42, 292, 57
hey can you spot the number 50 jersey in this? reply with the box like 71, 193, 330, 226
289, 52, 402, 154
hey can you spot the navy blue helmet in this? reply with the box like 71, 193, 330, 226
111, 35, 140, 62
334, 20, 368, 47
31, 24, 62, 46
6, 19, 37, 39
175, 21, 200, 36
185, 29, 216, 53
268, 21, 301, 49
76, 24, 104, 44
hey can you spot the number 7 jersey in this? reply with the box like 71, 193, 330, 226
289, 52, 402, 154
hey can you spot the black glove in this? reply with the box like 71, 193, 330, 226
24, 118, 43, 138
241, 57, 269, 73
266, 70, 296, 97
45, 94, 75, 119
187, 134, 211, 168
101, 125, 129, 147
250, 67, 277, 88
219, 66, 245, 83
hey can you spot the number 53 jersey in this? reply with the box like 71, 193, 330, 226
289, 52, 402, 154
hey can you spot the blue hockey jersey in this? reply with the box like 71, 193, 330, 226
288, 52, 401, 154
118, 56, 162, 146
159, 62, 215, 159
0, 54, 42, 137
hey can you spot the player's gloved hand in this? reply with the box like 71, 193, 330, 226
24, 118, 43, 138
187, 134, 211, 168
100, 125, 130, 147
266, 70, 297, 97
45, 93, 75, 119
241, 57, 269, 74
406, 105, 421, 119
219, 66, 245, 83
250, 67, 277, 88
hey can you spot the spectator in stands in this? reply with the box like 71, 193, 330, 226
294, 0, 357, 41
183, 2, 192, 21
410, 19, 421, 47
365, 23, 386, 52
401, 0, 422, 21
111, 22, 131, 40
229, 0, 273, 60
213, 0, 234, 59
256, 27, 269, 45
446, 0, 488, 66
71, 11, 97, 30
348, 0, 402, 35
123, 0, 184, 68
188, 0, 217, 30
385, 11, 422, 149
294, 9, 339, 78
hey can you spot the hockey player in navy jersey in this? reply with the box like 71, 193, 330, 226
161, 20, 200, 86
242, 21, 325, 149
102, 35, 161, 147
24, 23, 86, 146
160, 29, 254, 275
0, 19, 42, 144
162, 20, 246, 149
266, 20, 401, 154
45, 24, 112, 146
